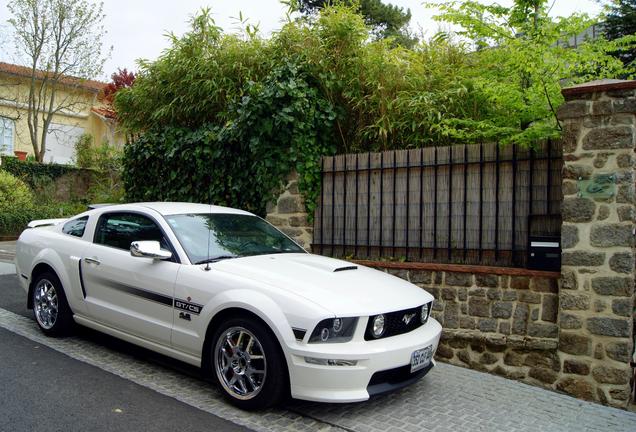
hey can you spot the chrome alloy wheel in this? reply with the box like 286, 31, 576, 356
214, 326, 267, 400
34, 279, 58, 330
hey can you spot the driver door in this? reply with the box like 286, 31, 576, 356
81, 212, 179, 346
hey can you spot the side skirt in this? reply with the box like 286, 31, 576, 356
73, 314, 202, 368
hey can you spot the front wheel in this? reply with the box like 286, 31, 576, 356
211, 317, 288, 410
32, 272, 74, 336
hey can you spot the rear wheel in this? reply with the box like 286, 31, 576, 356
32, 272, 74, 336
211, 317, 288, 410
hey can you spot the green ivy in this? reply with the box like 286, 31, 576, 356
123, 61, 336, 217
0, 156, 87, 189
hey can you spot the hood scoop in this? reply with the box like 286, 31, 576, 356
333, 265, 358, 272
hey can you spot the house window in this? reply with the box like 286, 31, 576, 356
0, 117, 14, 156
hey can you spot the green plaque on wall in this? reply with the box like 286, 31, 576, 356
578, 173, 616, 199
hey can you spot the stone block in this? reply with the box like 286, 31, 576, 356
288, 215, 308, 227
532, 277, 558, 293
560, 313, 583, 329
529, 367, 558, 384
617, 205, 634, 222
590, 224, 634, 247
409, 270, 432, 284
563, 359, 590, 375
594, 343, 604, 360
594, 299, 607, 312
559, 333, 590, 355
582, 126, 634, 150
524, 352, 560, 371
608, 252, 634, 274
280, 227, 303, 237
444, 302, 459, 329
563, 164, 593, 180
457, 350, 471, 365
519, 291, 541, 304
561, 270, 577, 290
561, 251, 605, 267
265, 215, 286, 226
470, 343, 485, 353
445, 272, 473, 287
528, 322, 558, 338
475, 274, 498, 287
609, 388, 631, 402
512, 304, 529, 335
597, 205, 610, 220
441, 288, 456, 300
276, 195, 303, 214
616, 152, 634, 168
606, 341, 633, 362
563, 181, 578, 196
541, 295, 558, 323
468, 298, 490, 317
617, 183, 635, 203
587, 317, 630, 337
502, 290, 517, 301
510, 276, 529, 290
287, 180, 299, 195
562, 198, 595, 222
611, 298, 632, 317
592, 366, 630, 384
498, 321, 510, 334
556, 377, 594, 400
557, 100, 589, 119
531, 308, 539, 321
504, 351, 525, 367
593, 153, 610, 169
435, 344, 454, 359
486, 289, 501, 300
492, 301, 513, 319
457, 287, 468, 301
478, 318, 497, 332
459, 316, 476, 329
479, 352, 499, 365
591, 276, 633, 296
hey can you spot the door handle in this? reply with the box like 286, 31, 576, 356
84, 257, 101, 265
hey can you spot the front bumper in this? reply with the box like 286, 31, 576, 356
285, 317, 442, 403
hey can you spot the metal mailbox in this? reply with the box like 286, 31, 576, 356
527, 235, 561, 271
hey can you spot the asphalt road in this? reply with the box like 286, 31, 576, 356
0, 274, 250, 432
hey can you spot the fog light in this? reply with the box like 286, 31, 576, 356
372, 314, 385, 338
304, 357, 358, 366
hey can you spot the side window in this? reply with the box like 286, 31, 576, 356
0, 117, 14, 156
62, 216, 88, 237
94, 213, 167, 251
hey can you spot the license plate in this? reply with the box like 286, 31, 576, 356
410, 346, 432, 373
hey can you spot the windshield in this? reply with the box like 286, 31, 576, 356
165, 213, 305, 264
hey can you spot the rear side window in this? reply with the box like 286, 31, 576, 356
62, 216, 88, 237
94, 212, 168, 251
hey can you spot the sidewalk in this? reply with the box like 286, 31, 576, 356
0, 240, 16, 263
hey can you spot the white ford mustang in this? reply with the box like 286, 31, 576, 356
15, 202, 441, 409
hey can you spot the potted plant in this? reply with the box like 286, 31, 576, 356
13, 150, 28, 161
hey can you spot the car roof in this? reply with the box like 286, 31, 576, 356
90, 202, 254, 217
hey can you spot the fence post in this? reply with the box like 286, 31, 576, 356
557, 79, 636, 407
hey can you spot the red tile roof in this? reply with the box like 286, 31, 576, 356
90, 106, 117, 120
0, 61, 106, 93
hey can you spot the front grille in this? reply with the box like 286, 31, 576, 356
367, 362, 434, 397
364, 304, 429, 341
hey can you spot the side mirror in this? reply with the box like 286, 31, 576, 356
130, 240, 172, 260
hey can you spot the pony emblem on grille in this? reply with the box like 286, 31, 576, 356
402, 313, 416, 325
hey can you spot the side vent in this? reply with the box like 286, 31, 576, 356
334, 266, 358, 272
292, 328, 307, 341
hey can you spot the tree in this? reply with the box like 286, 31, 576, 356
294, 0, 416, 46
7, 0, 108, 162
102, 68, 135, 117
427, 0, 635, 145
603, 0, 636, 66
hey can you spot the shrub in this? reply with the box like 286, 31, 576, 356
0, 170, 34, 211
0, 202, 86, 237
74, 134, 95, 168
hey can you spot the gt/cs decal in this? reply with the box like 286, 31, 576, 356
174, 299, 203, 315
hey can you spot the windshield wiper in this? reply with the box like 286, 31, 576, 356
195, 255, 238, 265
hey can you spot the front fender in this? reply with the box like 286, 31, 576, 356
201, 289, 296, 347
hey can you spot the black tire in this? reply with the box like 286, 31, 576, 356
210, 316, 288, 410
31, 271, 74, 336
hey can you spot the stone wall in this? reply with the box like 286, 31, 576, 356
354, 262, 563, 391
556, 80, 636, 407
265, 172, 313, 250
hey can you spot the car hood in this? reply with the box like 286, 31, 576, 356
211, 253, 433, 317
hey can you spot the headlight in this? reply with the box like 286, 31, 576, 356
371, 314, 386, 338
421, 303, 430, 323
308, 317, 358, 343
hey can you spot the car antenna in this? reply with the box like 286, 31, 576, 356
204, 181, 212, 271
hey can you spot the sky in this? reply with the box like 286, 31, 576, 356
0, 0, 605, 81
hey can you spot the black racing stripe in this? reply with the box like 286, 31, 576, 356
92, 276, 173, 307
78, 261, 87, 299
